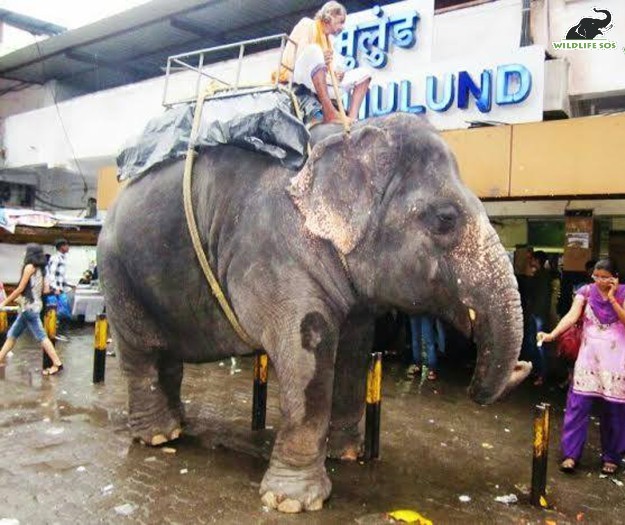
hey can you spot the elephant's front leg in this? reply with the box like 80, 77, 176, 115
260, 311, 338, 513
328, 310, 373, 460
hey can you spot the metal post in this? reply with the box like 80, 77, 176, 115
234, 44, 246, 91
43, 305, 57, 369
194, 52, 205, 102
162, 57, 172, 106
274, 35, 287, 88
252, 350, 268, 430
93, 313, 108, 383
364, 352, 383, 460
531, 403, 551, 507
0, 309, 8, 346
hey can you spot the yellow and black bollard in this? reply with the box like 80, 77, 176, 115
0, 309, 8, 346
251, 350, 268, 431
363, 351, 383, 461
43, 304, 57, 369
93, 313, 108, 383
531, 403, 551, 507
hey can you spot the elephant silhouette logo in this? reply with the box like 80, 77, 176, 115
566, 8, 612, 40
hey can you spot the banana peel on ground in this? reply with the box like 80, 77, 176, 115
387, 509, 433, 524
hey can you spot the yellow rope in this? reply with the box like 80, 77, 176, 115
181, 81, 315, 349
182, 87, 259, 349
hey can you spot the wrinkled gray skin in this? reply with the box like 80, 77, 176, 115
98, 113, 530, 513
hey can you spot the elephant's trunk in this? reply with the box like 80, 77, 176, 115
451, 222, 528, 404
467, 287, 525, 404
593, 8, 611, 28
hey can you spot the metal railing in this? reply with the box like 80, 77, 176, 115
161, 33, 296, 107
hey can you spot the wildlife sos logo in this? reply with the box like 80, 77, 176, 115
552, 7, 618, 51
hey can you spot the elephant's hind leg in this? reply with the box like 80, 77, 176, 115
117, 331, 184, 446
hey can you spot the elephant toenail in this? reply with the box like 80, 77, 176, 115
151, 434, 168, 446
261, 491, 278, 508
278, 498, 303, 513
306, 497, 323, 511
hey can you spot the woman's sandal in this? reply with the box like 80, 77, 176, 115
42, 364, 64, 376
560, 458, 576, 473
601, 462, 619, 475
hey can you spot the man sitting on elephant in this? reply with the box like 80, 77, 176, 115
276, 1, 371, 124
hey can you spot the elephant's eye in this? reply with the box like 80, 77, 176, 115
422, 202, 460, 235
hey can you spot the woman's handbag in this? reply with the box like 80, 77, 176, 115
556, 286, 589, 362
556, 322, 583, 362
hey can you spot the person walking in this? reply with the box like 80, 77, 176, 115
0, 244, 64, 375
47, 238, 72, 341
538, 258, 625, 475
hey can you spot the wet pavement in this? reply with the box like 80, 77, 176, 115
1, 327, 624, 524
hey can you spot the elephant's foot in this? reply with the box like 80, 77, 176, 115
138, 426, 182, 446
130, 405, 184, 446
128, 373, 186, 446
259, 460, 331, 513
327, 425, 362, 461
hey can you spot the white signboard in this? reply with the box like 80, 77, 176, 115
338, 0, 434, 69
338, 0, 544, 129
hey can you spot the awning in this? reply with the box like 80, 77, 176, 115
0, 168, 39, 186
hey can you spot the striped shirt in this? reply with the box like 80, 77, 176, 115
47, 252, 68, 293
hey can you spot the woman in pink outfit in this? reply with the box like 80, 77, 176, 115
539, 258, 625, 475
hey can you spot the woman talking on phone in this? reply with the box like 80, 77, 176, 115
0, 243, 64, 375
538, 258, 625, 475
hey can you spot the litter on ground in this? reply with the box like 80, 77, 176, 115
387, 509, 433, 524
494, 494, 518, 504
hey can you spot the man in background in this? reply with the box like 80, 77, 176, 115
529, 250, 552, 386
47, 238, 72, 341
85, 197, 98, 219
515, 247, 540, 384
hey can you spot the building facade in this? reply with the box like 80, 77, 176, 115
1, 0, 624, 271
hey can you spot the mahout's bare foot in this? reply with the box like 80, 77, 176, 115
322, 109, 353, 125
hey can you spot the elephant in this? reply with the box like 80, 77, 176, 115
566, 8, 611, 40
98, 113, 530, 513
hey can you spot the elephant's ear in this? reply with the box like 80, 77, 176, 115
288, 125, 393, 254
